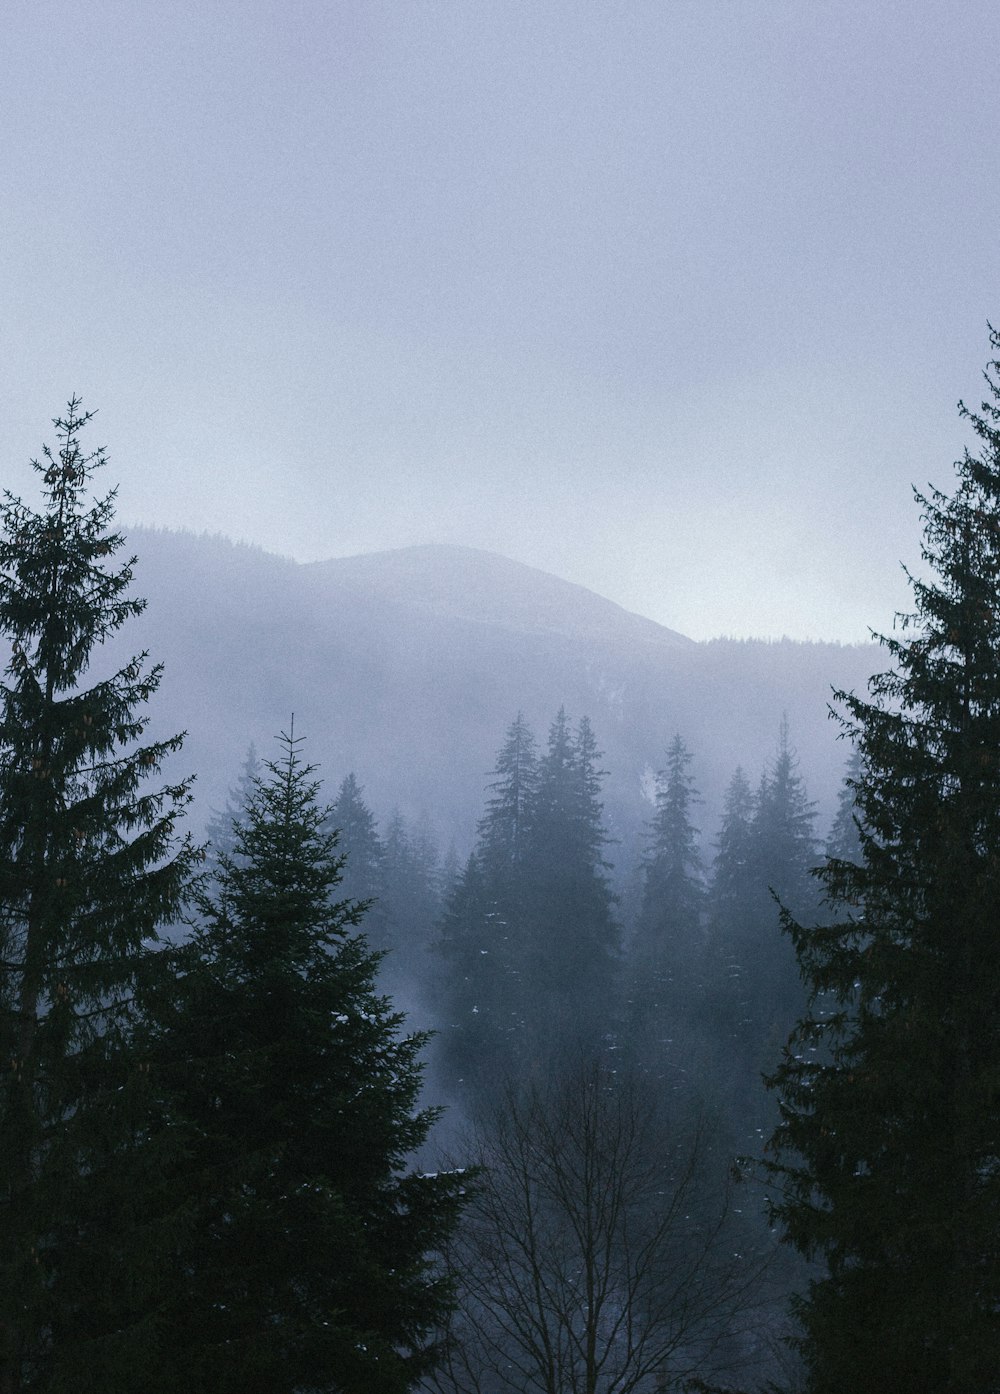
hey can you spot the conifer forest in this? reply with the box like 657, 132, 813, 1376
4, 331, 1000, 1392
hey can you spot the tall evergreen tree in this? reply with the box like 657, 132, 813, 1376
204, 742, 259, 869
748, 718, 819, 1067
436, 710, 619, 1092
434, 715, 538, 1093
0, 401, 196, 1390
824, 743, 863, 865
376, 809, 442, 993
754, 715, 819, 926
145, 727, 463, 1393
703, 766, 766, 1141
438, 840, 461, 903
434, 852, 506, 1091
705, 728, 817, 1145
524, 710, 620, 1056
705, 766, 756, 1030
329, 771, 383, 913
708, 766, 756, 944
630, 735, 705, 1056
766, 332, 1000, 1392
477, 710, 537, 878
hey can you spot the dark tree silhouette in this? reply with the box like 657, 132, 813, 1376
144, 727, 464, 1393
630, 735, 705, 1064
0, 401, 196, 1390
766, 330, 1000, 1392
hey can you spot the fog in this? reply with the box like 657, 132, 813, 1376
3, 1, 998, 640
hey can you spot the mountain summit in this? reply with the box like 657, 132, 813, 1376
121, 527, 874, 853
306, 544, 693, 650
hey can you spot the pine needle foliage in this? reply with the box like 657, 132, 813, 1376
765, 331, 1000, 1392
0, 400, 196, 1389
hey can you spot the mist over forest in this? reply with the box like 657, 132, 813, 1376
5, 0, 1000, 1383
0, 456, 887, 1389
4, 360, 1000, 1391
114, 525, 875, 862
108, 522, 881, 1385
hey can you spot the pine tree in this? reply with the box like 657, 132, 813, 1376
824, 743, 863, 864
0, 401, 196, 1389
477, 710, 538, 879
708, 766, 756, 942
435, 710, 619, 1092
630, 735, 705, 1056
748, 718, 819, 1062
708, 725, 817, 1040
434, 852, 507, 1091
704, 728, 817, 1146
438, 839, 461, 903
524, 710, 620, 1057
766, 331, 1000, 1392
145, 726, 463, 1393
329, 771, 383, 913
754, 715, 819, 926
434, 715, 538, 1094
702, 766, 765, 1143
376, 809, 442, 993
204, 742, 259, 868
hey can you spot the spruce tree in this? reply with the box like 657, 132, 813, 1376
824, 744, 863, 864
0, 401, 196, 1389
477, 710, 537, 879
754, 715, 819, 927
707, 766, 756, 947
766, 331, 1000, 1391
434, 852, 505, 1091
705, 728, 817, 1146
524, 710, 620, 1056
630, 735, 705, 1058
329, 771, 383, 911
204, 742, 259, 868
748, 718, 819, 1063
434, 714, 538, 1094
376, 809, 442, 993
145, 727, 463, 1393
703, 766, 763, 1139
436, 710, 619, 1092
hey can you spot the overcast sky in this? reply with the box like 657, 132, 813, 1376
2, 1, 997, 640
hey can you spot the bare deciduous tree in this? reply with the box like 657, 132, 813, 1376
426, 1060, 771, 1394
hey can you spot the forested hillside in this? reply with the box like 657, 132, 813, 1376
107, 527, 875, 867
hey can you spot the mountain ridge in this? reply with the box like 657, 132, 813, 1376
304, 543, 694, 651
118, 526, 877, 860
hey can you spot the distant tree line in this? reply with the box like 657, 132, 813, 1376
315, 703, 828, 1153
194, 630, 871, 1391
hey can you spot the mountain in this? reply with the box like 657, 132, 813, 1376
112, 529, 877, 867
305, 545, 693, 652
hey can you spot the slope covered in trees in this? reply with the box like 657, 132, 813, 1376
108, 527, 876, 861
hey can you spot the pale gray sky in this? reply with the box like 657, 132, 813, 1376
2, 1, 997, 640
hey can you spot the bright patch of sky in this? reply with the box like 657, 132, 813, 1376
2, 0, 997, 640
